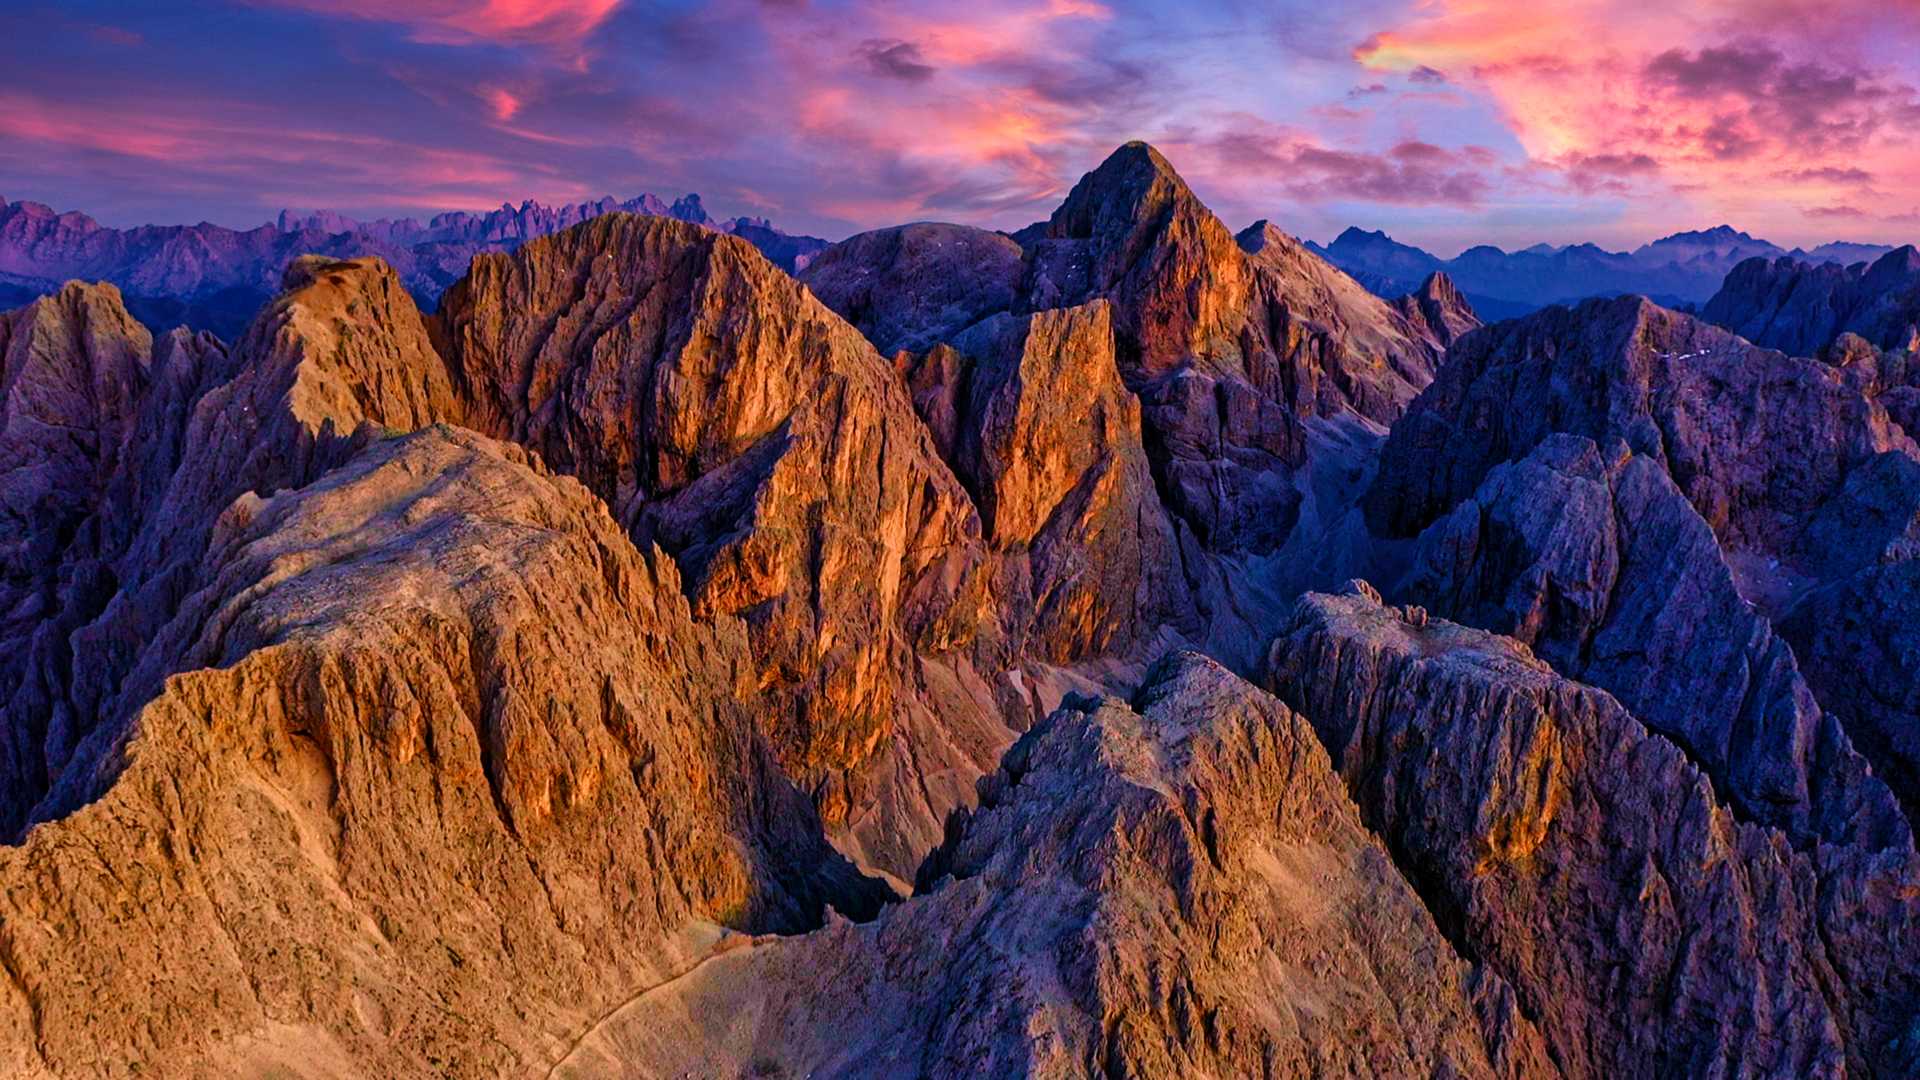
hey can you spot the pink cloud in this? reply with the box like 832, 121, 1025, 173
0, 90, 595, 215
486, 87, 523, 121
254, 0, 621, 49
1352, 0, 1920, 235
1157, 116, 1499, 211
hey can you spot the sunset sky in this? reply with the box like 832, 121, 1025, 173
5, 0, 1919, 254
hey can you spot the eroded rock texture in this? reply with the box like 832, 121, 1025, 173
432, 215, 1006, 877
1704, 245, 1920, 356
1396, 434, 1907, 849
797, 222, 1025, 355
5, 138, 1915, 1080
899, 301, 1194, 665
2, 257, 466, 838
1366, 295, 1910, 554
551, 653, 1548, 1079
0, 427, 880, 1078
1266, 585, 1920, 1080
1364, 295, 1920, 849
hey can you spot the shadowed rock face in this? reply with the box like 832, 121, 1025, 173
549, 653, 1550, 1079
1782, 563, 1920, 828
0, 284, 158, 828
1365, 294, 1920, 852
1704, 246, 1920, 356
1266, 585, 1920, 1080
1396, 434, 1908, 850
798, 222, 1025, 355
1366, 295, 1910, 555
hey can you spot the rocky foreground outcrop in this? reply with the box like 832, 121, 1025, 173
0, 427, 881, 1078
1266, 585, 1920, 1079
549, 653, 1548, 1079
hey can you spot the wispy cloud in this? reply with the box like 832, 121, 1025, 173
3, 0, 1915, 253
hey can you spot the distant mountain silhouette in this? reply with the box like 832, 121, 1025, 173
1310, 223, 1897, 317
0, 193, 827, 338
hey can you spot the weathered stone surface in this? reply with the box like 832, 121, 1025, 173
1796, 449, 1920, 581
0, 281, 151, 568
0, 427, 881, 1078
551, 652, 1547, 1079
1017, 143, 1255, 384
1366, 295, 1912, 555
1266, 585, 1920, 1079
5, 257, 466, 834
1704, 246, 1920, 356
1236, 221, 1468, 421
798, 222, 1025, 354
431, 215, 1009, 877
812, 148, 1460, 565
911, 300, 1195, 664
1396, 271, 1481, 348
1782, 559, 1920, 828
1397, 434, 1908, 849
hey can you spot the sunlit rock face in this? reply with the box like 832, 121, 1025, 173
1267, 584, 1920, 1080
4, 139, 1919, 1079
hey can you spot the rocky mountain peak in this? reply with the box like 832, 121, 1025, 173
1233, 218, 1298, 257
1032, 140, 1192, 245
669, 192, 710, 224
1417, 269, 1464, 305
1705, 243, 1920, 355
6, 138, 1920, 1078
1397, 270, 1479, 347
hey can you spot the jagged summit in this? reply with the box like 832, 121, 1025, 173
1397, 270, 1479, 346
0, 190, 829, 340
1021, 140, 1191, 243
1704, 243, 1920, 354
1232, 217, 1288, 254
5, 137, 1920, 1078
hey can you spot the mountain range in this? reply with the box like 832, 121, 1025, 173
1312, 223, 1898, 318
0, 193, 828, 340
2, 141, 1919, 1077
3, 186, 1900, 348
